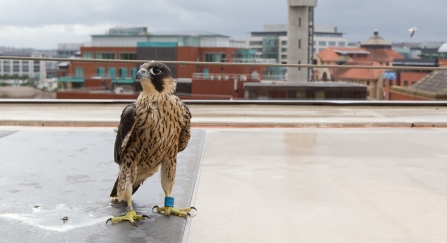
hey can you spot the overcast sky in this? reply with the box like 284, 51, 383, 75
0, 0, 446, 49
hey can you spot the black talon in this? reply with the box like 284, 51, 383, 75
190, 207, 197, 211
142, 215, 151, 219
106, 218, 112, 225
131, 221, 137, 227
152, 205, 159, 212
186, 212, 191, 218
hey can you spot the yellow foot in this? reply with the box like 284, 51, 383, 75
106, 210, 150, 226
152, 206, 197, 218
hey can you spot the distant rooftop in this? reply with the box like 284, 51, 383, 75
94, 27, 229, 38
361, 30, 391, 49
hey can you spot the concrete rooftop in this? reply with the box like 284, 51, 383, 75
1, 101, 447, 242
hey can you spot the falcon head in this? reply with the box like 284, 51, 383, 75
136, 62, 176, 95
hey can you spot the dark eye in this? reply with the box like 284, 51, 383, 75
150, 67, 162, 75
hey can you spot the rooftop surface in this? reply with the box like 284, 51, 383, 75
1, 102, 447, 242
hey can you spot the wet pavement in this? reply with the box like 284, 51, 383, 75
0, 128, 205, 243
1, 126, 447, 242
187, 128, 447, 243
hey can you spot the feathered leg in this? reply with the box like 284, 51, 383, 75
153, 156, 196, 218
107, 164, 150, 226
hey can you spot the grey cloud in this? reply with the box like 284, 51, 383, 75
0, 0, 445, 48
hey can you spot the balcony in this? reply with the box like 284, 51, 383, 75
0, 100, 446, 242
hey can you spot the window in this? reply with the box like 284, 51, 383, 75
204, 53, 226, 62
119, 53, 136, 60
131, 68, 137, 79
119, 68, 128, 78
299, 39, 301, 49
328, 41, 336, 47
34, 66, 40, 72
96, 67, 105, 77
3, 61, 10, 72
299, 17, 301, 27
318, 41, 326, 46
108, 68, 116, 79
281, 41, 287, 45
83, 52, 93, 59
75, 67, 84, 78
404, 81, 408, 86
281, 55, 287, 59
281, 48, 287, 52
338, 42, 346, 47
318, 48, 325, 52
22, 65, 29, 72
249, 41, 262, 46
13, 61, 20, 72
96, 53, 115, 59
313, 41, 316, 45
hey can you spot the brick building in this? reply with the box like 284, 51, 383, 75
312, 30, 404, 100
57, 27, 266, 99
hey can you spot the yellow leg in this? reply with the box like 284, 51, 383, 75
152, 206, 197, 218
106, 199, 150, 226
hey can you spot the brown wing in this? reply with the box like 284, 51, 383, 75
114, 103, 136, 164
110, 103, 137, 198
178, 100, 191, 152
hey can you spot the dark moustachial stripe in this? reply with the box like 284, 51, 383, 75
151, 78, 164, 93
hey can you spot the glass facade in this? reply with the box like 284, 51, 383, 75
262, 37, 279, 60
96, 53, 115, 59
119, 53, 136, 60
83, 52, 93, 59
204, 53, 226, 62
249, 41, 263, 46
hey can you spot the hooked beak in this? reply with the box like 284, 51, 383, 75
136, 69, 150, 82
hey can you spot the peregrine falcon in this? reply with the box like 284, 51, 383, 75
106, 62, 193, 226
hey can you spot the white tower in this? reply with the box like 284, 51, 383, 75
287, 0, 318, 82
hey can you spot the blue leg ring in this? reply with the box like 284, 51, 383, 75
164, 197, 174, 207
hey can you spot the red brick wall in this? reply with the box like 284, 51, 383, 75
177, 47, 200, 78
438, 59, 447, 66
191, 79, 256, 99
68, 47, 139, 77
383, 71, 430, 100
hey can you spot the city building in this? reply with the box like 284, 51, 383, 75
243, 81, 367, 99
389, 71, 447, 100
313, 30, 404, 99
0, 50, 47, 82
381, 59, 436, 100
57, 27, 266, 99
246, 24, 348, 64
